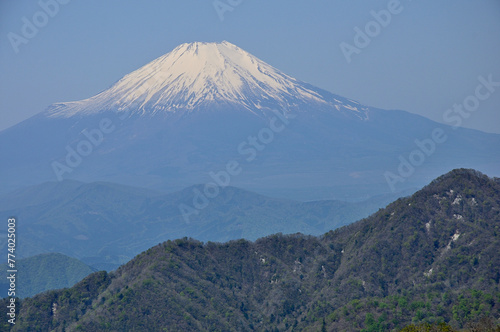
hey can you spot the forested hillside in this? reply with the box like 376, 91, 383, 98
4, 169, 499, 331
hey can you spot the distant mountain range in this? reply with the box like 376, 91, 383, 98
0, 180, 409, 271
0, 41, 498, 201
8, 169, 500, 331
0, 253, 95, 299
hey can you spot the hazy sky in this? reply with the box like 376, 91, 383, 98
1, 0, 499, 133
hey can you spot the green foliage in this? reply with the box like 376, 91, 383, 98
452, 291, 496, 327
399, 322, 456, 331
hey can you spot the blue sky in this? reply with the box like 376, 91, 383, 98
1, 0, 499, 133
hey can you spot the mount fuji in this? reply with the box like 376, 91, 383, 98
1, 41, 499, 200
45, 41, 366, 119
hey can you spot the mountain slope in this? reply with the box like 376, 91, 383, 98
0, 42, 498, 199
9, 169, 500, 331
0, 181, 404, 271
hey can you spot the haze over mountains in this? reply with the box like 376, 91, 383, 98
0, 180, 407, 271
0, 41, 498, 200
0, 42, 500, 320
0, 253, 95, 299
1, 42, 499, 327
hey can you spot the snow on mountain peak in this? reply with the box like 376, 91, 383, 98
46, 41, 366, 118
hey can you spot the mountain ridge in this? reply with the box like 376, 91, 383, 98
8, 169, 499, 331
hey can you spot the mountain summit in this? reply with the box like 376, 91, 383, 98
1, 41, 499, 199
46, 41, 365, 118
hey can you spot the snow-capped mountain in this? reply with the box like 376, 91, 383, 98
46, 41, 367, 119
1, 41, 499, 200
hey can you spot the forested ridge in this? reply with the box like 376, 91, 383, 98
3, 169, 499, 331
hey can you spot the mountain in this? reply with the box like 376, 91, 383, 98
0, 41, 498, 200
0, 253, 95, 298
8, 169, 500, 331
45, 41, 340, 118
0, 180, 406, 271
